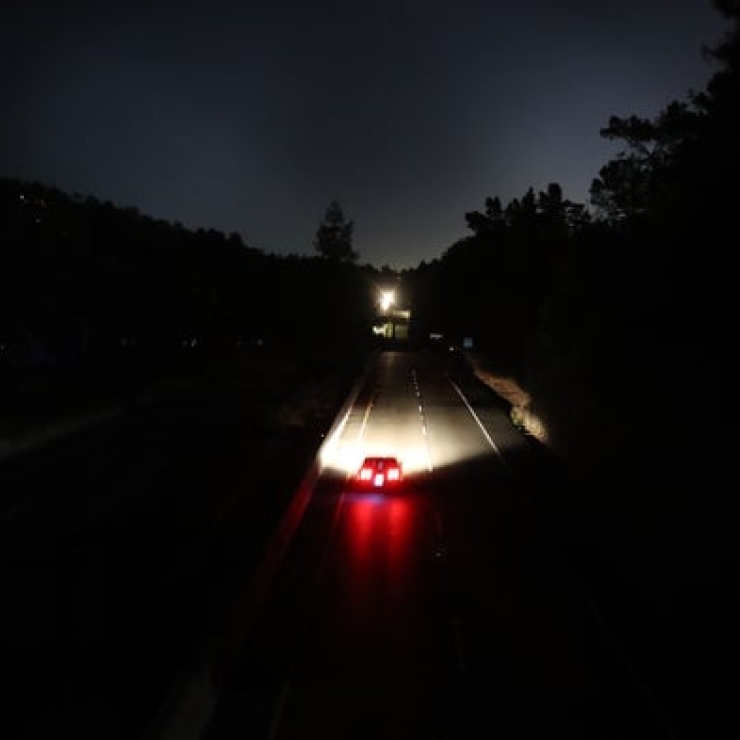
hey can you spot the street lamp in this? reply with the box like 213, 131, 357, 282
379, 290, 395, 313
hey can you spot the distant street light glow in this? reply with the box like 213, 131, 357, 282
380, 290, 395, 312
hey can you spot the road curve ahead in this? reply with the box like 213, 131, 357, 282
202, 349, 671, 740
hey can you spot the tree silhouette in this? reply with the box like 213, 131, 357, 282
313, 200, 358, 263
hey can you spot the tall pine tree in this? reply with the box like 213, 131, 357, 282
313, 200, 358, 263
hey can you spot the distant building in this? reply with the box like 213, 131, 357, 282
373, 307, 410, 340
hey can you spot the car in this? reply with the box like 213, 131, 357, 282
354, 456, 403, 490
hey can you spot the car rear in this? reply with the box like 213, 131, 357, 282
355, 457, 402, 491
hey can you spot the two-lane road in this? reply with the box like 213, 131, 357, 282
203, 349, 671, 740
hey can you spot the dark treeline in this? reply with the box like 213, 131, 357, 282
0, 182, 380, 417
1, 2, 736, 487
405, 1, 737, 486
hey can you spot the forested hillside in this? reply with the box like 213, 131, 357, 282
0, 182, 379, 429
405, 1, 737, 491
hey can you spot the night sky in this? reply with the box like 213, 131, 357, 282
1, 1, 730, 269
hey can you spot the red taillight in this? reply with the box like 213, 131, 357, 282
357, 460, 401, 488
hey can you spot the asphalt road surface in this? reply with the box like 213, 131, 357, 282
2, 347, 727, 740
201, 350, 672, 740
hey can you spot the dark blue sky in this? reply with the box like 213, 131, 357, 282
1, 1, 730, 269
